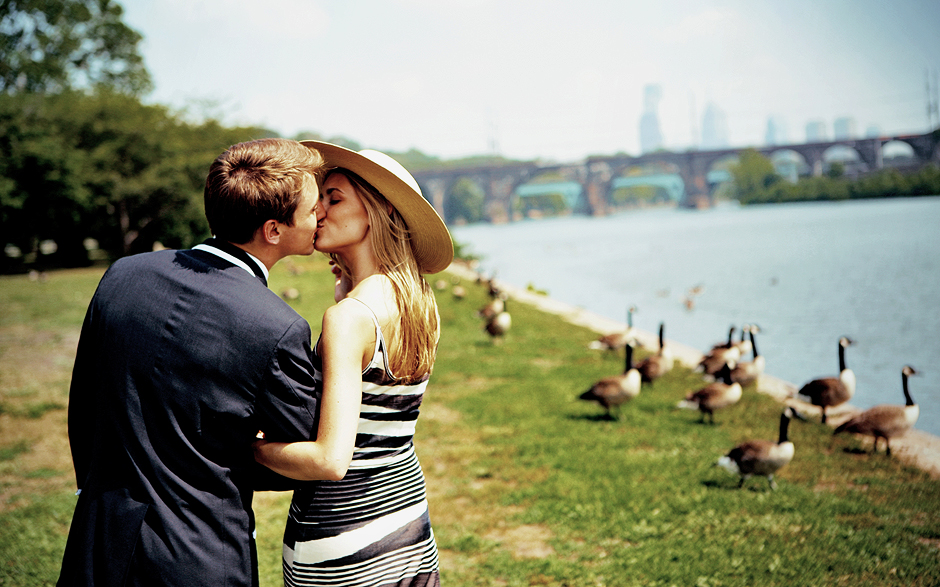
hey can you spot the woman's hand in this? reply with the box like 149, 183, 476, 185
331, 261, 352, 302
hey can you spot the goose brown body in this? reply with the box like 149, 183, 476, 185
483, 299, 511, 342
679, 366, 742, 424
637, 322, 673, 383
717, 407, 801, 489
591, 306, 638, 351
834, 365, 919, 456
798, 336, 855, 423
699, 326, 741, 376
730, 328, 764, 386
579, 343, 641, 418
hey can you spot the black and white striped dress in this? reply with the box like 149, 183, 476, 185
283, 298, 440, 587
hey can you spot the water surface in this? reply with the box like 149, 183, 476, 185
452, 196, 940, 436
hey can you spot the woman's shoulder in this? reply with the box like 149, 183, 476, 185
346, 275, 399, 322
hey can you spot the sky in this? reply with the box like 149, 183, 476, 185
118, 0, 940, 162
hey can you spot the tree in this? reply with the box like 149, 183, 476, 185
444, 177, 485, 225
729, 149, 780, 204
0, 0, 152, 96
0, 89, 265, 268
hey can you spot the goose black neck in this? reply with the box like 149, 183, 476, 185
902, 371, 915, 406
720, 366, 733, 385
749, 328, 759, 358
658, 323, 665, 350
778, 412, 791, 444
838, 340, 847, 372
727, 326, 735, 345
624, 344, 634, 373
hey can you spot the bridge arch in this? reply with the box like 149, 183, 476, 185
768, 149, 810, 182
822, 145, 866, 175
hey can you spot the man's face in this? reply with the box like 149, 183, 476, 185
278, 178, 320, 257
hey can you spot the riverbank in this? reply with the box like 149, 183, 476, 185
447, 260, 940, 479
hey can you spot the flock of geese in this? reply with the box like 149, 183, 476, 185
578, 313, 922, 490
437, 276, 923, 491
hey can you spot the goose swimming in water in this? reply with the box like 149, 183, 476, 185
834, 365, 919, 456
798, 336, 855, 424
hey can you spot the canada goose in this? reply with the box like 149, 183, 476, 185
636, 322, 673, 382
579, 342, 641, 419
730, 327, 764, 386
834, 365, 919, 456
589, 305, 638, 351
477, 292, 506, 320
734, 324, 755, 357
717, 407, 804, 490
699, 326, 742, 377
798, 336, 856, 424
710, 326, 737, 351
678, 364, 742, 424
484, 299, 511, 342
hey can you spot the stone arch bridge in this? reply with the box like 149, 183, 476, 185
411, 129, 940, 221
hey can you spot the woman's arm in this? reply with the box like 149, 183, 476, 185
252, 300, 373, 481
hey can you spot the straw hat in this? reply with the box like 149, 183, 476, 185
301, 141, 453, 274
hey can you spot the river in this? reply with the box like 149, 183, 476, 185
451, 196, 940, 437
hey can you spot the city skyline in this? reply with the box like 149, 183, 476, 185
119, 0, 940, 162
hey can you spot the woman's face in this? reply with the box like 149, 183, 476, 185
315, 173, 371, 256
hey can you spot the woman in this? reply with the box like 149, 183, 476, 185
253, 141, 452, 587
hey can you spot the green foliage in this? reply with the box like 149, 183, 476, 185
729, 149, 782, 204
0, 90, 267, 267
514, 192, 568, 217
730, 150, 940, 205
445, 177, 485, 224
0, 0, 152, 96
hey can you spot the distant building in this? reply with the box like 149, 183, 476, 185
805, 120, 828, 142
639, 84, 664, 154
865, 124, 881, 138
765, 116, 787, 146
833, 117, 856, 140
701, 102, 729, 149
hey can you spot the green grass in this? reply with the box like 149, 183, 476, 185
1, 256, 938, 586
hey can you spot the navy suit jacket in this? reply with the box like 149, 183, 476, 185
58, 247, 318, 587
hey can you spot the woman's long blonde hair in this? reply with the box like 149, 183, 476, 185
326, 169, 440, 383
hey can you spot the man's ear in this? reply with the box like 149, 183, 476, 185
260, 219, 281, 245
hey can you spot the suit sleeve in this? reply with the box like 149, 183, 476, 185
68, 293, 103, 490
251, 317, 320, 491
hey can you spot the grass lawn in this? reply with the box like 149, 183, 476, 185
1, 256, 938, 586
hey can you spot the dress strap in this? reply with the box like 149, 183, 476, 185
338, 297, 381, 330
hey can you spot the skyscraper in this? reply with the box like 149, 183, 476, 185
765, 116, 787, 146
701, 102, 729, 149
639, 84, 664, 154
805, 120, 828, 142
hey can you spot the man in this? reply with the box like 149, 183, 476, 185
58, 138, 324, 586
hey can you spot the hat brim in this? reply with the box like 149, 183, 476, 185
301, 141, 453, 274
